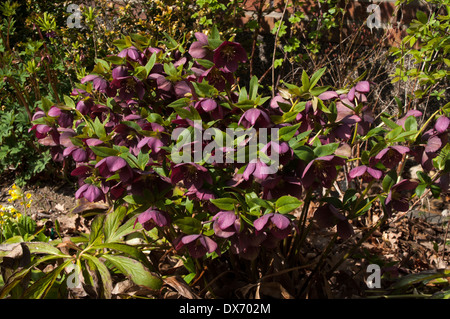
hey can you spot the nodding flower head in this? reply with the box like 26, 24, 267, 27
213, 41, 247, 73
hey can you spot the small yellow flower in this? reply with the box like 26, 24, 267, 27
26, 193, 32, 199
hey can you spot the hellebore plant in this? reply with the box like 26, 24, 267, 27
30, 26, 449, 289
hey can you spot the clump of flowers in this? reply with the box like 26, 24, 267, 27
8, 184, 33, 209
29, 26, 448, 269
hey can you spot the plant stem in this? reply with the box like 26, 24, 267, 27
326, 214, 388, 278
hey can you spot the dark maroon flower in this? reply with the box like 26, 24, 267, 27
212, 211, 240, 238
137, 122, 168, 156
301, 155, 346, 189
170, 163, 213, 191
75, 183, 105, 202
134, 208, 170, 231
348, 165, 382, 182
373, 145, 409, 169
213, 41, 247, 73
385, 179, 418, 215
199, 67, 234, 91
314, 204, 354, 240
254, 213, 293, 240
262, 175, 302, 199
175, 234, 218, 259
230, 230, 266, 260
95, 156, 133, 182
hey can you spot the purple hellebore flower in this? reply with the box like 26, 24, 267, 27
254, 213, 293, 240
117, 46, 143, 63
75, 183, 105, 202
195, 98, 218, 113
302, 155, 346, 189
81, 74, 109, 93
175, 234, 218, 259
95, 156, 133, 182
396, 110, 422, 128
199, 67, 235, 91
238, 108, 271, 129
230, 230, 266, 260
137, 122, 168, 155
212, 211, 240, 238
385, 179, 419, 215
435, 116, 450, 134
213, 41, 247, 73
243, 159, 272, 181
270, 94, 291, 110
348, 165, 383, 182
63, 146, 88, 162
189, 32, 212, 60
262, 175, 302, 199
373, 145, 409, 169
318, 91, 339, 101
134, 208, 170, 231
313, 204, 354, 240
347, 81, 371, 103
170, 163, 213, 191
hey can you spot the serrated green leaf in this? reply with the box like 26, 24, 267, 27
102, 255, 162, 290
89, 214, 105, 245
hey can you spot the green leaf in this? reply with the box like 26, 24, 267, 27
210, 197, 238, 211
108, 215, 140, 243
22, 259, 72, 299
89, 214, 105, 244
82, 254, 112, 299
294, 145, 314, 163
89, 146, 120, 158
93, 243, 154, 271
104, 206, 127, 242
275, 196, 302, 214
279, 123, 301, 142
248, 75, 259, 101
102, 255, 162, 290
144, 51, 157, 76
382, 170, 398, 192
310, 67, 326, 89
313, 142, 339, 158
174, 217, 202, 235
63, 95, 76, 109
301, 70, 310, 91
416, 10, 428, 24
26, 242, 69, 256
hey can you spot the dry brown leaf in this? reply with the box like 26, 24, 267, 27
259, 282, 294, 299
163, 276, 200, 299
